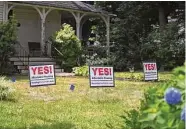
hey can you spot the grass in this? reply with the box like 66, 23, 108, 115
0, 72, 172, 129
115, 71, 173, 81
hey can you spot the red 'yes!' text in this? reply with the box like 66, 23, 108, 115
31, 66, 52, 75
92, 68, 112, 76
144, 64, 156, 70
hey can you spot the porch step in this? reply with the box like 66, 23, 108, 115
9, 56, 65, 75
10, 57, 54, 62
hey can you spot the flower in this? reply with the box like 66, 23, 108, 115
181, 107, 185, 121
164, 87, 181, 105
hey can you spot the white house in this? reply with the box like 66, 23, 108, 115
0, 1, 111, 74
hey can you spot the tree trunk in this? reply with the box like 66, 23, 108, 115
158, 4, 167, 30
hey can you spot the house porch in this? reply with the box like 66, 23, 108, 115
4, 1, 111, 57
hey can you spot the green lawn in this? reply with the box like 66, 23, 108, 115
115, 71, 173, 81
0, 72, 171, 129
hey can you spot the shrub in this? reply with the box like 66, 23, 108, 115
0, 76, 15, 100
121, 63, 185, 129
0, 16, 18, 74
81, 53, 115, 66
72, 66, 88, 77
50, 23, 81, 71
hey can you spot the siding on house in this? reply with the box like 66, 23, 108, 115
13, 6, 61, 56
45, 10, 61, 40
45, 10, 61, 56
0, 1, 4, 22
13, 6, 41, 55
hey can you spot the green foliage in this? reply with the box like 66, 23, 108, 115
72, 66, 89, 76
143, 22, 185, 69
0, 16, 18, 74
121, 64, 185, 129
0, 76, 15, 101
95, 1, 185, 71
51, 23, 81, 71
121, 109, 142, 129
82, 53, 113, 66
115, 72, 173, 82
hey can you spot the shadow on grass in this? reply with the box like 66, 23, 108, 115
0, 98, 18, 103
7, 75, 83, 81
9, 75, 29, 81
0, 121, 76, 129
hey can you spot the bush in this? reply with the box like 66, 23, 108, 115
72, 66, 88, 77
121, 63, 185, 129
0, 16, 18, 74
83, 53, 108, 66
0, 76, 15, 100
50, 23, 82, 71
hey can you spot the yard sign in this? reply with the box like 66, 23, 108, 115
143, 62, 158, 81
89, 66, 115, 87
29, 64, 56, 87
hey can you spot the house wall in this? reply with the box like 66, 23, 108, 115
46, 10, 61, 40
13, 6, 41, 55
45, 10, 61, 56
0, 1, 4, 22
13, 6, 61, 56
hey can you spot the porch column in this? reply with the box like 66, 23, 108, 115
33, 7, 52, 56
41, 8, 45, 55
106, 16, 110, 56
71, 12, 82, 39
76, 19, 80, 39
75, 13, 81, 39
79, 16, 89, 40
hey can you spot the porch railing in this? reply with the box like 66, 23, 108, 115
45, 40, 63, 66
15, 42, 30, 70
45, 40, 63, 57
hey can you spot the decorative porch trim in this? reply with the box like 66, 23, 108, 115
79, 16, 89, 40
71, 12, 110, 56
71, 12, 82, 39
33, 6, 53, 55
8, 5, 16, 14
80, 13, 110, 56
4, 4, 16, 21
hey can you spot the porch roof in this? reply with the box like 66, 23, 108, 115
11, 1, 110, 15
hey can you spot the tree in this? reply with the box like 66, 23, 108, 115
0, 16, 18, 74
95, 1, 185, 71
